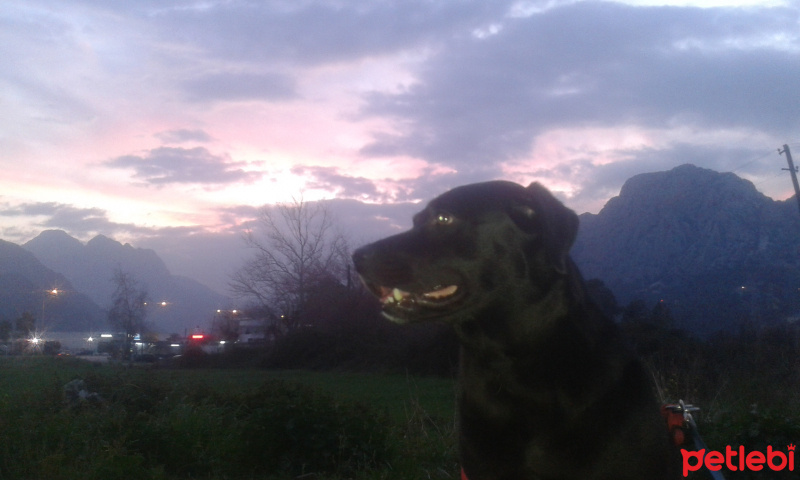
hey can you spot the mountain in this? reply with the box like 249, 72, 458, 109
24, 231, 232, 334
0, 239, 103, 331
10, 165, 797, 337
572, 164, 800, 336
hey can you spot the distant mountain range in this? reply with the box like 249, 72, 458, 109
0, 231, 231, 334
0, 239, 103, 332
0, 164, 797, 337
572, 164, 800, 336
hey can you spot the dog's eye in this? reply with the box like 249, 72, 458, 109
435, 213, 454, 225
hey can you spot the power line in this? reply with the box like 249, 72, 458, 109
752, 170, 784, 189
730, 149, 774, 174
729, 140, 800, 175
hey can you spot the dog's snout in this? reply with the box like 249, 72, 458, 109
352, 241, 409, 283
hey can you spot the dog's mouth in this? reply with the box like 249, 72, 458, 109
379, 284, 459, 306
365, 282, 463, 323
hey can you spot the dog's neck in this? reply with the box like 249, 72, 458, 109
453, 263, 632, 411
453, 262, 600, 352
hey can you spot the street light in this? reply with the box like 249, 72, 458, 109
41, 288, 59, 324
28, 334, 42, 353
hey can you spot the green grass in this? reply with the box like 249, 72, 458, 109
0, 356, 458, 480
262, 369, 457, 421
8, 327, 798, 480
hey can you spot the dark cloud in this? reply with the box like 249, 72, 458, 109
0, 202, 67, 217
324, 198, 420, 245
215, 204, 261, 228
155, 128, 213, 144
538, 143, 783, 213
5, 0, 799, 296
0, 202, 136, 239
394, 167, 512, 204
289, 164, 498, 204
153, 1, 506, 66
290, 165, 381, 199
104, 147, 263, 185
183, 72, 297, 102
42, 206, 113, 232
360, 2, 800, 172
0, 202, 106, 224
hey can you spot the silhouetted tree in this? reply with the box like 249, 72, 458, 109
622, 299, 649, 324
0, 319, 10, 342
229, 198, 351, 333
585, 279, 620, 319
15, 312, 36, 338
107, 268, 148, 361
651, 301, 675, 328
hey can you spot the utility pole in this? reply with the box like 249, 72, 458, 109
778, 144, 800, 215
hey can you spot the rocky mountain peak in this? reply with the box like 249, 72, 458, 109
572, 164, 800, 335
605, 164, 766, 218
25, 229, 84, 250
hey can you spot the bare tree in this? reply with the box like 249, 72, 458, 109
15, 312, 36, 339
107, 267, 148, 360
0, 319, 10, 343
229, 197, 351, 333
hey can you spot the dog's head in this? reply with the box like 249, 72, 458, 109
352, 181, 579, 324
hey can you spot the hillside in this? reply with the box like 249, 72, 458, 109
0, 239, 103, 331
24, 231, 232, 334
572, 164, 800, 335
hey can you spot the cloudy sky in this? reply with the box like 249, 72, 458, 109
1, 0, 798, 294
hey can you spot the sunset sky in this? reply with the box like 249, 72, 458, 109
1, 0, 798, 294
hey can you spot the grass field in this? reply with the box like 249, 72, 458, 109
0, 356, 459, 480
5, 328, 800, 480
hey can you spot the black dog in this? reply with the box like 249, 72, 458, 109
352, 181, 680, 480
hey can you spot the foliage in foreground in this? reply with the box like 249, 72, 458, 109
3, 315, 800, 480
0, 358, 457, 480
626, 320, 800, 479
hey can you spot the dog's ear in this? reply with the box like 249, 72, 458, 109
509, 182, 579, 274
